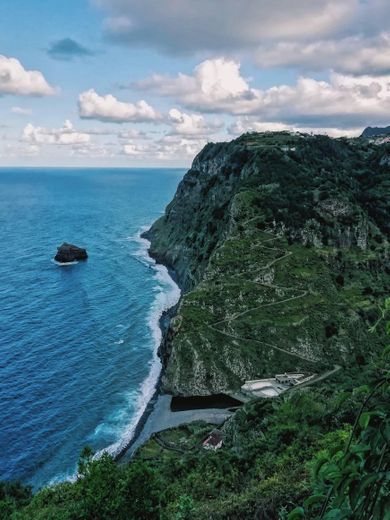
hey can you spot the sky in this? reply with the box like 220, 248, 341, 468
0, 0, 389, 167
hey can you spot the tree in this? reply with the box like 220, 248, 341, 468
289, 299, 390, 519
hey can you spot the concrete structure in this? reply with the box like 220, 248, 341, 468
275, 373, 305, 385
241, 373, 312, 399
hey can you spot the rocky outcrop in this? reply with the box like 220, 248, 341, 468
54, 243, 88, 263
147, 132, 390, 396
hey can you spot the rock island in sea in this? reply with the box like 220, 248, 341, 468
54, 242, 88, 263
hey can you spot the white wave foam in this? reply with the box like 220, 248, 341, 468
48, 468, 77, 488
48, 226, 180, 485
114, 339, 124, 345
93, 227, 180, 459
51, 258, 79, 266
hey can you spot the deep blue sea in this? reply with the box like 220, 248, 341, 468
0, 167, 183, 489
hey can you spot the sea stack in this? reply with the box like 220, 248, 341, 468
54, 243, 88, 263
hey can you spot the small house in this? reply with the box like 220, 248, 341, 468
202, 430, 223, 451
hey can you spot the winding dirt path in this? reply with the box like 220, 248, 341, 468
208, 230, 317, 364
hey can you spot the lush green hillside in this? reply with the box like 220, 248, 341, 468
2, 132, 389, 519
2, 339, 388, 519
146, 132, 390, 395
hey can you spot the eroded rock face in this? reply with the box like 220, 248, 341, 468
54, 243, 88, 263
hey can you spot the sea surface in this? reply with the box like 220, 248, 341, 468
0, 167, 184, 489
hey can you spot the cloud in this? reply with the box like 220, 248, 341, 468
122, 134, 206, 161
0, 55, 55, 96
134, 58, 390, 128
119, 109, 218, 160
118, 128, 148, 140
95, 0, 356, 54
118, 108, 224, 164
78, 88, 160, 123
258, 73, 390, 128
155, 135, 207, 160
119, 106, 223, 160
11, 106, 32, 115
70, 142, 115, 158
255, 33, 390, 76
228, 119, 293, 135
47, 38, 96, 60
92, 1, 390, 79
122, 141, 149, 156
228, 117, 362, 138
22, 120, 90, 145
3, 143, 40, 157
167, 108, 223, 137
134, 58, 257, 113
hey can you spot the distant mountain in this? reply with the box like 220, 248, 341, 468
361, 126, 390, 137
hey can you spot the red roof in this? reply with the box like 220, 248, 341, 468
203, 431, 223, 447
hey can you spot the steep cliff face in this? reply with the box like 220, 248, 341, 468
145, 140, 246, 291
145, 132, 390, 395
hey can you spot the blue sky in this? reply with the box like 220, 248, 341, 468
0, 0, 389, 166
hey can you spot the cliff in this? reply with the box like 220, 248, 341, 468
145, 132, 390, 396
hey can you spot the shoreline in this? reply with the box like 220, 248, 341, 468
115, 232, 240, 462
119, 395, 233, 463
112, 220, 183, 461
115, 296, 180, 462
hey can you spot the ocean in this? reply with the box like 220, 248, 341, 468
0, 167, 184, 489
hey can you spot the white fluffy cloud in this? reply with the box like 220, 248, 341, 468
228, 118, 362, 138
11, 106, 32, 115
122, 142, 149, 156
120, 107, 221, 161
167, 108, 222, 137
134, 58, 257, 113
0, 55, 54, 96
155, 135, 206, 160
135, 58, 390, 128
22, 120, 90, 145
78, 89, 160, 123
70, 142, 115, 158
255, 33, 390, 76
260, 73, 390, 127
2, 143, 40, 158
118, 128, 146, 140
228, 119, 292, 135
122, 135, 206, 161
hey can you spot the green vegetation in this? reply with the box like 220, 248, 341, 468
147, 132, 390, 395
1, 323, 388, 518
291, 302, 390, 519
2, 132, 389, 518
1, 451, 163, 519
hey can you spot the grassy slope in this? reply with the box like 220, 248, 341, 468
164, 220, 387, 395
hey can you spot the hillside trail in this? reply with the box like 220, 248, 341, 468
207, 222, 321, 365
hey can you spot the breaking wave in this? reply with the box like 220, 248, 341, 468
93, 227, 180, 459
